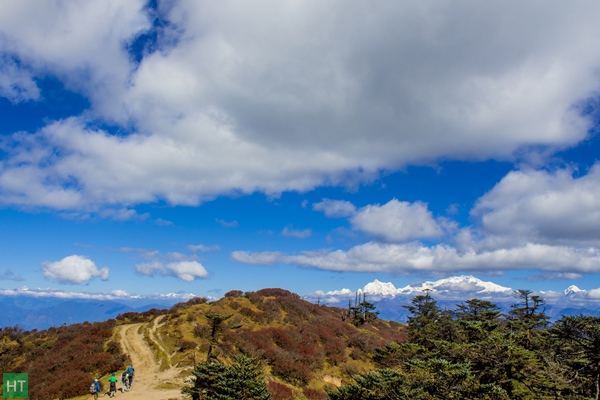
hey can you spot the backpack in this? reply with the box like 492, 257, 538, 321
89, 383, 96, 394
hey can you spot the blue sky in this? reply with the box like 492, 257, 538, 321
1, 0, 600, 302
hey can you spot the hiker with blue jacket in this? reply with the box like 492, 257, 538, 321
126, 364, 135, 388
89, 379, 101, 400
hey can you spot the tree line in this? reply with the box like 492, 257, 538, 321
327, 289, 600, 399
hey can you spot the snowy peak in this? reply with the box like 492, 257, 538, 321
328, 276, 515, 299
397, 275, 512, 297
361, 279, 398, 296
564, 285, 583, 296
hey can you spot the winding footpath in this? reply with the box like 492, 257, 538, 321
103, 319, 186, 400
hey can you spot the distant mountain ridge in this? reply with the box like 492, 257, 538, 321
0, 294, 188, 330
307, 275, 600, 322
2, 275, 600, 330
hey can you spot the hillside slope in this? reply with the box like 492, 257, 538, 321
2, 289, 405, 400
147, 289, 405, 399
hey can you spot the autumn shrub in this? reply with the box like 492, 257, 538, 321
303, 387, 328, 400
229, 300, 242, 310
267, 380, 294, 400
245, 291, 264, 305
179, 340, 198, 352
268, 327, 295, 350
105, 340, 121, 355
272, 357, 313, 385
314, 324, 346, 365
35, 369, 91, 400
240, 306, 265, 323
256, 288, 299, 298
225, 290, 244, 297
264, 326, 324, 370
193, 324, 210, 338
279, 297, 315, 322
347, 331, 381, 355
263, 299, 283, 322
0, 326, 25, 341
312, 312, 355, 337
75, 352, 114, 372
340, 363, 361, 378
185, 296, 208, 305
232, 328, 273, 359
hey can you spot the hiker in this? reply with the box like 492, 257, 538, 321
126, 364, 135, 388
108, 372, 117, 397
121, 370, 129, 392
89, 379, 101, 400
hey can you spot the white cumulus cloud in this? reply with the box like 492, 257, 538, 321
42, 255, 109, 284
135, 260, 208, 282
313, 199, 357, 218
472, 163, 600, 247
351, 199, 444, 242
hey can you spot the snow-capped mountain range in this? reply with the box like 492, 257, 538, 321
2, 275, 599, 329
307, 275, 600, 322
362, 275, 513, 297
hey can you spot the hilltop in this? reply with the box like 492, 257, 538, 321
0, 288, 404, 400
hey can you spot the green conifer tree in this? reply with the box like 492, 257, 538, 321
182, 354, 270, 400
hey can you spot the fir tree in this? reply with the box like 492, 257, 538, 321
182, 355, 270, 400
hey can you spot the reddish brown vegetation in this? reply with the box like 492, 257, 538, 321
221, 289, 405, 389
304, 387, 328, 400
266, 379, 294, 400
0, 320, 124, 400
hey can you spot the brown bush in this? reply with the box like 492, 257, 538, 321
185, 296, 208, 305
255, 288, 299, 298
245, 291, 264, 305
229, 300, 242, 310
239, 306, 265, 323
193, 324, 210, 338
341, 363, 362, 378
179, 340, 197, 352
271, 357, 313, 385
267, 380, 294, 400
303, 387, 328, 400
263, 299, 283, 322
231, 328, 273, 359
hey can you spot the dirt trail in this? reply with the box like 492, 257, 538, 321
101, 319, 187, 400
